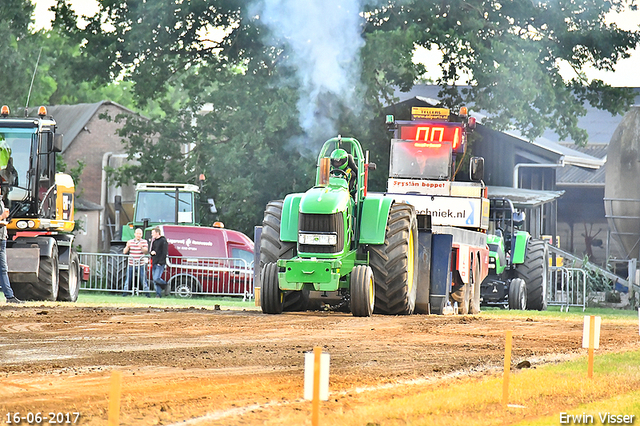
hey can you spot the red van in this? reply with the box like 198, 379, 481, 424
157, 224, 255, 297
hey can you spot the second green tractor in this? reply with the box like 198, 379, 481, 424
480, 198, 548, 310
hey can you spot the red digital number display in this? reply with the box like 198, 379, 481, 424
399, 123, 464, 152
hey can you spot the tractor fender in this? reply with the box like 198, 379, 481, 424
358, 194, 393, 245
280, 193, 304, 242
511, 230, 530, 264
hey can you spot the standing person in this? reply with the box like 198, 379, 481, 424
122, 228, 150, 297
0, 201, 22, 303
150, 226, 169, 298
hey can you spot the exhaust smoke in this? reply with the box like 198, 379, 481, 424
251, 0, 366, 153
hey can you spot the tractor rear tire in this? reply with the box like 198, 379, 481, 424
508, 278, 527, 310
260, 200, 308, 312
350, 265, 375, 317
516, 239, 548, 311
106, 245, 127, 291
369, 203, 419, 315
58, 250, 80, 302
261, 262, 283, 314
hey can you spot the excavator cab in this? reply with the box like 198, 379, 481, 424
0, 109, 67, 223
0, 104, 79, 302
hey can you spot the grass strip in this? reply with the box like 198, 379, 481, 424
77, 292, 258, 310
516, 389, 640, 425
481, 306, 640, 321
314, 349, 640, 426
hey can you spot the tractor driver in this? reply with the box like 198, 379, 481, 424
330, 148, 358, 194
513, 210, 526, 228
0, 143, 17, 202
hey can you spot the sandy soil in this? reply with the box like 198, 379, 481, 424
0, 304, 638, 425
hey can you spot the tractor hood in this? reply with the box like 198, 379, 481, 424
486, 234, 503, 247
299, 179, 351, 215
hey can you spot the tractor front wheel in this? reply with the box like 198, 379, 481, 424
58, 250, 80, 302
261, 262, 283, 314
260, 200, 308, 312
350, 265, 375, 317
508, 278, 527, 310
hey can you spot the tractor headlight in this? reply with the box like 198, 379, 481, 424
16, 220, 36, 229
298, 232, 337, 246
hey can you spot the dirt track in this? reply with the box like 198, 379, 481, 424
0, 304, 639, 425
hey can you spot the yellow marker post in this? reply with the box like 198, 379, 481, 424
108, 370, 123, 426
588, 315, 595, 379
503, 330, 512, 408
312, 346, 322, 426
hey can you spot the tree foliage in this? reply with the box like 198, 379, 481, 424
46, 0, 640, 235
0, 0, 138, 111
366, 0, 639, 145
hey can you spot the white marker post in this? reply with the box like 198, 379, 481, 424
304, 347, 330, 426
582, 315, 601, 379
638, 307, 639, 336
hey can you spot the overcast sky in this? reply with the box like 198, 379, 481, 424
32, 0, 640, 88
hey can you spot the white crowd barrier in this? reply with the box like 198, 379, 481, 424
79, 253, 254, 300
548, 266, 587, 312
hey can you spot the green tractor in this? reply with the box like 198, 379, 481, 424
480, 198, 548, 310
107, 183, 203, 289
259, 136, 418, 317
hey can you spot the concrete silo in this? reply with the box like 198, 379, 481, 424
604, 106, 640, 260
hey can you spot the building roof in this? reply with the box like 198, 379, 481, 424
487, 186, 565, 208
556, 143, 608, 187
502, 131, 605, 169
75, 197, 104, 211
31, 101, 138, 153
541, 88, 640, 144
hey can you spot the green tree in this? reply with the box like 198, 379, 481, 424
0, 0, 48, 110
365, 0, 639, 145
51, 0, 640, 233
0, 0, 138, 112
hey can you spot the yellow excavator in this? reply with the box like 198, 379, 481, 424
0, 104, 80, 301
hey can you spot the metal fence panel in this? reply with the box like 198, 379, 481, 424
548, 266, 586, 312
80, 253, 254, 299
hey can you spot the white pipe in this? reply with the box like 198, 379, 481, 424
100, 152, 113, 250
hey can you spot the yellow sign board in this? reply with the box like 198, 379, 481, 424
411, 107, 450, 120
